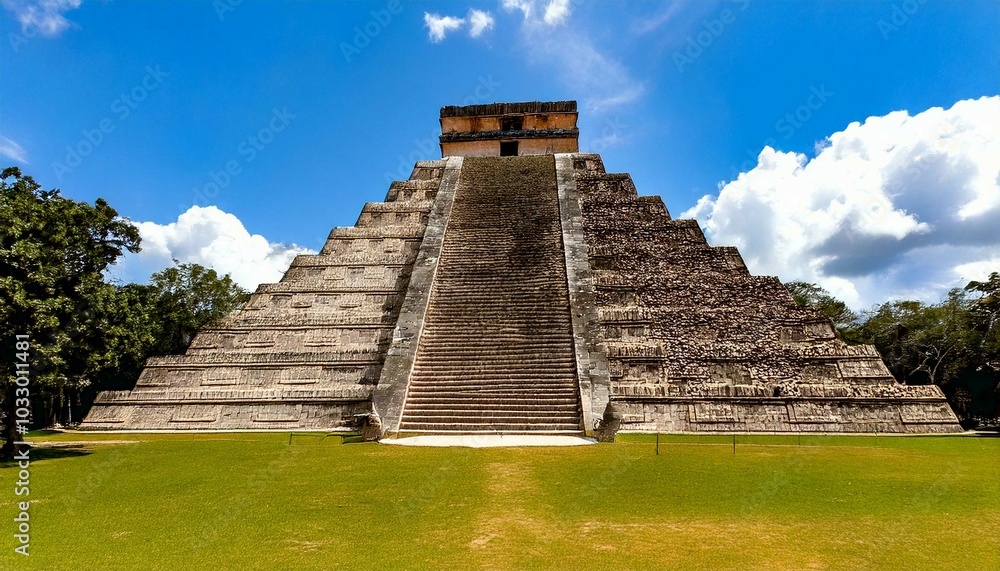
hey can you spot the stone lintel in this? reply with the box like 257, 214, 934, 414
439, 128, 579, 142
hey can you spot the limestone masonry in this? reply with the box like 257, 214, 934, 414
82, 101, 961, 436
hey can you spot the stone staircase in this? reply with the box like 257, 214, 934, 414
398, 155, 584, 434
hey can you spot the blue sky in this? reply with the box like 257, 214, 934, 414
1, 0, 998, 308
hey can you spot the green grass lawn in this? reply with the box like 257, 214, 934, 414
1, 432, 998, 570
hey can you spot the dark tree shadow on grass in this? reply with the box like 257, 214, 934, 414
0, 445, 92, 468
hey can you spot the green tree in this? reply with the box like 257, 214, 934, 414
1, 167, 140, 457
963, 272, 1000, 419
784, 281, 859, 333
965, 272, 1000, 365
858, 292, 979, 388
145, 261, 250, 356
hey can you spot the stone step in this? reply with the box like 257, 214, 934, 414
415, 343, 574, 351
407, 384, 577, 394
418, 331, 573, 339
413, 357, 574, 365
430, 280, 566, 288
405, 385, 577, 394
410, 368, 575, 376
410, 378, 574, 384
411, 365, 576, 373
402, 415, 580, 426
413, 356, 575, 363
414, 342, 575, 351
424, 310, 569, 317
403, 401, 580, 410
410, 352, 576, 361
398, 428, 584, 435
406, 407, 579, 422
403, 408, 579, 418
410, 370, 576, 379
405, 401, 578, 410
409, 374, 576, 383
410, 383, 576, 394
399, 421, 583, 432
412, 366, 575, 374
424, 320, 576, 331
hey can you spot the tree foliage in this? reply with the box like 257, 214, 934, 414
857, 292, 979, 387
785, 281, 859, 331
1, 168, 252, 456
1, 167, 140, 456
145, 261, 250, 356
965, 272, 1000, 364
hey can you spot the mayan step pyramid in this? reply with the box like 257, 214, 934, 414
83, 101, 961, 436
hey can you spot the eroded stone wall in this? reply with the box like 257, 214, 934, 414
569, 153, 961, 433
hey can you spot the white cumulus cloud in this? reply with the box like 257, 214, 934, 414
3, 0, 81, 37
501, 0, 532, 20
682, 96, 1000, 309
424, 9, 494, 44
502, 0, 571, 26
424, 9, 495, 42
423, 13, 464, 43
115, 205, 315, 290
468, 9, 495, 37
542, 0, 571, 25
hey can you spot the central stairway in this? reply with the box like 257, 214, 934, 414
398, 155, 584, 434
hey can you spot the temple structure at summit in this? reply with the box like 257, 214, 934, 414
82, 101, 961, 436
